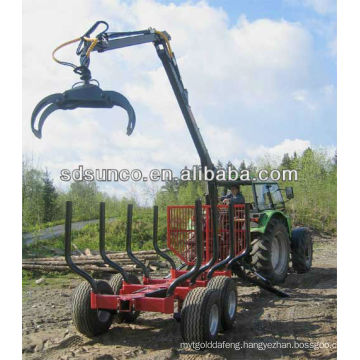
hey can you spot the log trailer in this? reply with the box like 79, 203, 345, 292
30, 21, 312, 343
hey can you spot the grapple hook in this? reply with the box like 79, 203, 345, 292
73, 66, 92, 82
76, 21, 109, 57
31, 84, 136, 139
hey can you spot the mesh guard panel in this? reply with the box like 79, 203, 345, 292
167, 204, 246, 265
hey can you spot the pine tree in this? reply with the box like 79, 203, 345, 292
239, 160, 246, 171
281, 153, 292, 168
42, 170, 58, 223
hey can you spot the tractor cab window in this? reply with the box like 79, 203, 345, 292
255, 183, 284, 210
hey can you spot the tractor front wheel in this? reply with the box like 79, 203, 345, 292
71, 280, 114, 337
291, 227, 313, 273
250, 218, 290, 284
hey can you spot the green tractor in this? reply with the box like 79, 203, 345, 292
228, 181, 313, 284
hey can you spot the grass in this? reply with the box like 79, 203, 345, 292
23, 215, 168, 258
22, 215, 115, 233
22, 269, 77, 288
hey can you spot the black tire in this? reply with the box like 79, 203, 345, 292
291, 227, 313, 273
250, 218, 290, 284
109, 273, 140, 323
181, 287, 221, 344
71, 280, 113, 337
207, 276, 237, 330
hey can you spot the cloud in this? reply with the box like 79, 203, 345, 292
23, 0, 335, 200
247, 139, 311, 165
286, 0, 336, 15
304, 0, 336, 15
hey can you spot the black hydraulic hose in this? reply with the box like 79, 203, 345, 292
190, 186, 218, 282
167, 199, 203, 296
207, 202, 235, 278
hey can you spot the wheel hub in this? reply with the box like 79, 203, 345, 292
228, 290, 236, 319
209, 303, 219, 336
271, 236, 281, 268
271, 233, 287, 275
97, 309, 111, 323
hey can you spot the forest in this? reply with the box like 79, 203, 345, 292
22, 147, 336, 256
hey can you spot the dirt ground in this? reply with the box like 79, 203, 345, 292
22, 235, 337, 360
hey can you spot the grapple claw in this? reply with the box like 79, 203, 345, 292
103, 91, 136, 135
31, 93, 63, 138
31, 84, 136, 138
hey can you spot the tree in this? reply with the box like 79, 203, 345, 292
42, 170, 58, 223
68, 181, 101, 220
333, 150, 337, 167
239, 160, 246, 171
216, 160, 224, 169
22, 159, 44, 227
281, 153, 292, 168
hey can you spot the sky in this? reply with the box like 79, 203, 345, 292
23, 0, 336, 200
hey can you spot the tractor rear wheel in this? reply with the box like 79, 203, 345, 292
109, 273, 141, 323
291, 227, 313, 273
71, 280, 113, 337
207, 276, 237, 330
181, 287, 220, 344
250, 218, 290, 284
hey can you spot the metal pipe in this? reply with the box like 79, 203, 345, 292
190, 194, 218, 280
238, 270, 290, 298
99, 202, 130, 283
228, 203, 251, 268
152, 205, 176, 269
167, 199, 203, 296
207, 202, 235, 279
64, 201, 98, 292
126, 204, 150, 279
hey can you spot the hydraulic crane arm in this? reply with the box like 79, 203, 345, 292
89, 28, 219, 210
92, 28, 219, 212
90, 29, 215, 176
31, 22, 218, 204
91, 26, 220, 273
30, 21, 220, 274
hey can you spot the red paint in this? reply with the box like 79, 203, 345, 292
167, 204, 246, 265
89, 204, 244, 315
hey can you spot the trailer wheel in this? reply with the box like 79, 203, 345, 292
109, 273, 140, 323
250, 218, 290, 284
291, 227, 313, 273
71, 280, 113, 338
181, 287, 220, 344
207, 276, 237, 330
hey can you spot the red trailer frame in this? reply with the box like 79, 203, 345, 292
64, 201, 250, 315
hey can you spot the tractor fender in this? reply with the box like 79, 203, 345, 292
250, 210, 291, 235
